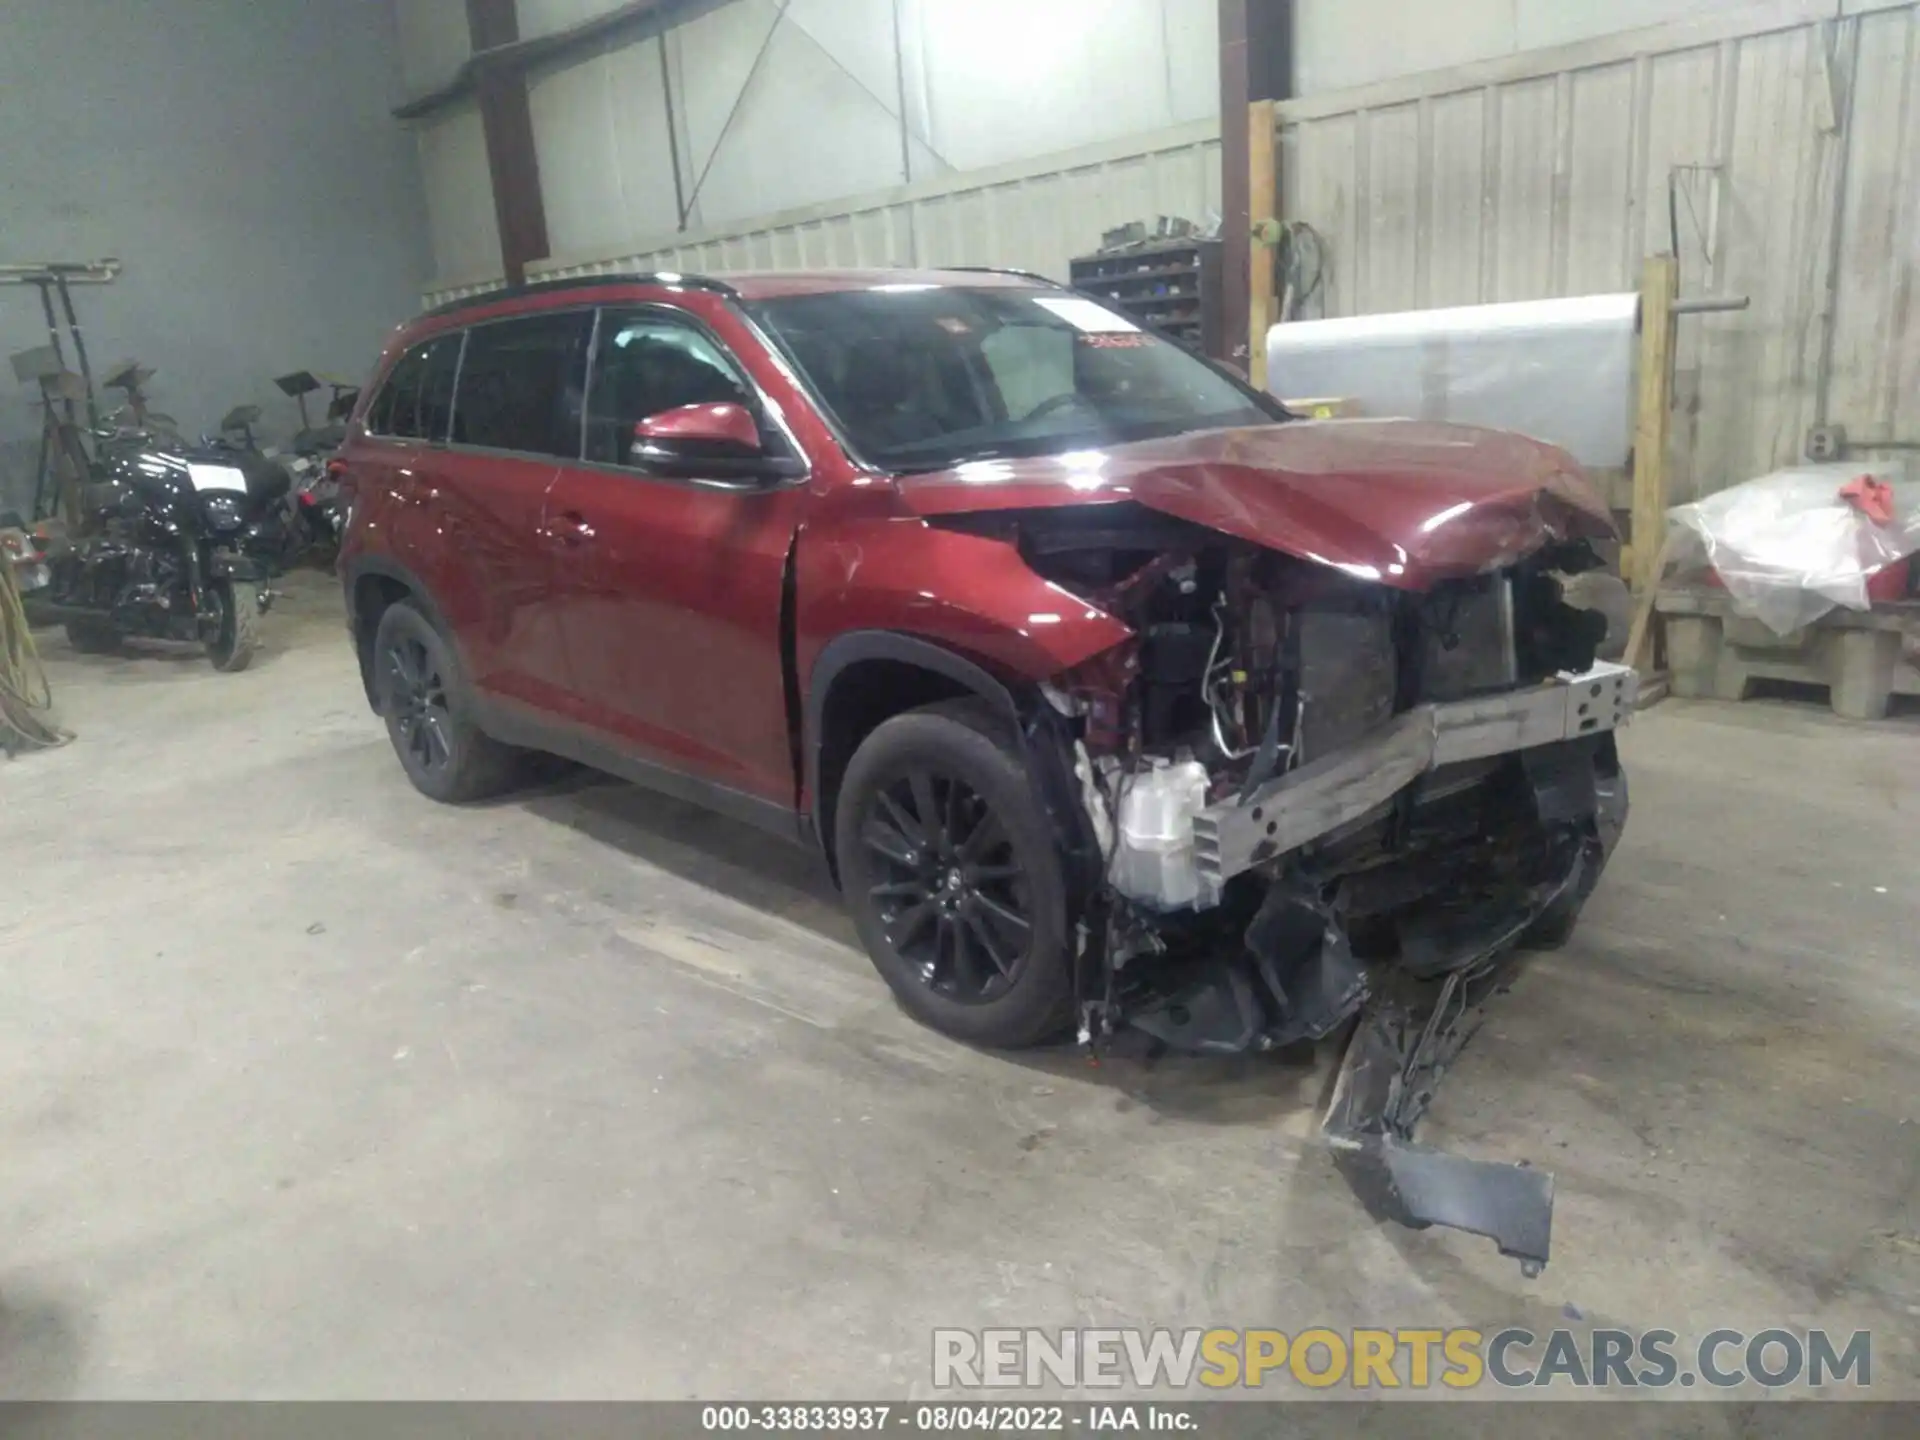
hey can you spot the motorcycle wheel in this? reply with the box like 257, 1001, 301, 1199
64, 619, 121, 654
204, 580, 260, 673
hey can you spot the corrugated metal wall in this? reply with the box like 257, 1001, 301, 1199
1279, 0, 1920, 499
405, 0, 1220, 290
416, 104, 502, 289
1292, 0, 1771, 95
542, 124, 1222, 282
417, 0, 1914, 507
425, 120, 1224, 301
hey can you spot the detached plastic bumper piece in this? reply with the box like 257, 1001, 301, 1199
1324, 985, 1556, 1275
1318, 848, 1593, 1277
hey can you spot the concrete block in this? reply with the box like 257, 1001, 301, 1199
1831, 629, 1899, 721
1665, 616, 1723, 700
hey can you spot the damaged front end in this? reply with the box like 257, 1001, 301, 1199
943, 501, 1633, 1274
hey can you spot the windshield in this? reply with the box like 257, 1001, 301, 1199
747, 286, 1285, 472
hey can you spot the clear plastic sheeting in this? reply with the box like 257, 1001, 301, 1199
1667, 462, 1920, 635
1264, 294, 1639, 467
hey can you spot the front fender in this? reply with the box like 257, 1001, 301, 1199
801, 627, 1106, 904
795, 515, 1132, 686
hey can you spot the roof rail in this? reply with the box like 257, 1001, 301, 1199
421, 271, 735, 320
944, 266, 1062, 288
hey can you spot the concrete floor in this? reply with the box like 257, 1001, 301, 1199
2, 571, 1917, 1403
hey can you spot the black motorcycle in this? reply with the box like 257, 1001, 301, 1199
283, 450, 344, 560
286, 379, 359, 563
214, 401, 345, 564
30, 426, 298, 672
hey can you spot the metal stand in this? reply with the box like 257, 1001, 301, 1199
276, 370, 321, 433
10, 348, 91, 526
3, 260, 119, 522
218, 404, 262, 450
1, 260, 117, 425
100, 359, 176, 434
276, 371, 360, 449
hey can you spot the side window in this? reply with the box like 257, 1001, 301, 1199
584, 309, 756, 467
451, 311, 593, 457
367, 344, 429, 437
416, 334, 463, 442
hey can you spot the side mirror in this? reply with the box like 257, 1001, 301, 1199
630, 402, 803, 482
635, 401, 760, 453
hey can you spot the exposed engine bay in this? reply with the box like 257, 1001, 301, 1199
934, 503, 1635, 1274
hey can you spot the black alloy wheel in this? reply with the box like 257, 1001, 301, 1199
383, 632, 453, 778
371, 600, 523, 804
860, 768, 1033, 1004
835, 699, 1073, 1049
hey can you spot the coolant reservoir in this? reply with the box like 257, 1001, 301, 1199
1109, 757, 1218, 911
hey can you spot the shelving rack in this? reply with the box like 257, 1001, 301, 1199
1068, 239, 1225, 359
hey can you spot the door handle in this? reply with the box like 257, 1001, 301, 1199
547, 510, 596, 546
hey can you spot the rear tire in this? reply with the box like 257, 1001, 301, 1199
835, 699, 1073, 1049
372, 599, 523, 803
204, 581, 259, 673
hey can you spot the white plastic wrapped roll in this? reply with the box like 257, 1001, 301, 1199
1265, 293, 1639, 468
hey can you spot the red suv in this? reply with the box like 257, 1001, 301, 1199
337, 268, 1634, 1272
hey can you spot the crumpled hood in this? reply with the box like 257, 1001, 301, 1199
894, 419, 1614, 589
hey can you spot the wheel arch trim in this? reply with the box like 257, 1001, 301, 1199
804, 630, 1023, 873
343, 555, 463, 710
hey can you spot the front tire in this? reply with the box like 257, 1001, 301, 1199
372, 600, 522, 803
204, 580, 259, 672
835, 700, 1073, 1049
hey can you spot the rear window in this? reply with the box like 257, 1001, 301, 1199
366, 343, 428, 437
366, 334, 460, 441
451, 311, 593, 457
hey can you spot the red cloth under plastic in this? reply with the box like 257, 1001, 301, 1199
1839, 474, 1897, 525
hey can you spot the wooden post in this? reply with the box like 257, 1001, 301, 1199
1218, 0, 1293, 371
1631, 255, 1679, 593
1623, 531, 1676, 675
468, 0, 549, 287
1247, 99, 1278, 393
